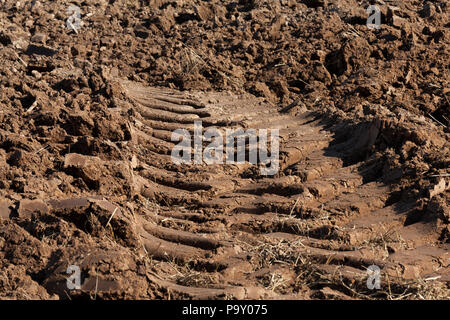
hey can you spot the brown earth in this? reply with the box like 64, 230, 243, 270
0, 0, 448, 300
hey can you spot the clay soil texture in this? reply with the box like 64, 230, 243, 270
0, 0, 448, 300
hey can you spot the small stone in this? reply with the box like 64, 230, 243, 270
25, 19, 34, 28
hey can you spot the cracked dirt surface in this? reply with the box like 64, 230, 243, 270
0, 0, 448, 299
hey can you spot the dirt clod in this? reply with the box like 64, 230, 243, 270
0, 0, 448, 300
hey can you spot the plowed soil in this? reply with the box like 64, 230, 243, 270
0, 0, 449, 300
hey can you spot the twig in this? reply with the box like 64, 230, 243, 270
429, 173, 450, 177
14, 51, 27, 67
105, 207, 118, 228
35, 144, 50, 154
424, 276, 441, 281
288, 197, 301, 217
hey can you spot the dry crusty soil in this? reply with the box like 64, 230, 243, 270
0, 0, 448, 300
